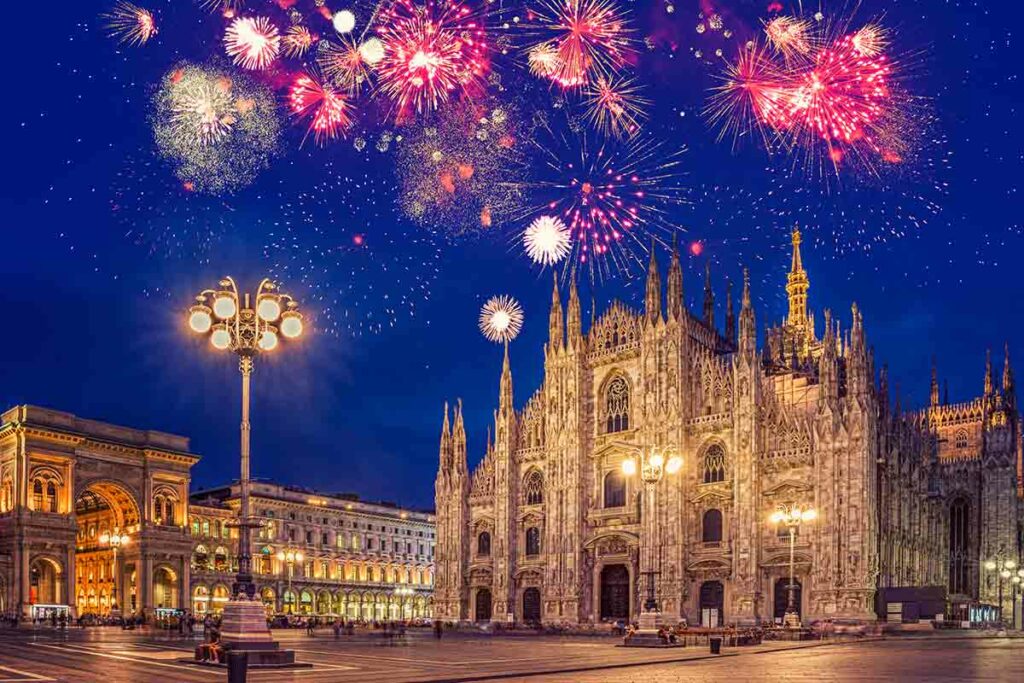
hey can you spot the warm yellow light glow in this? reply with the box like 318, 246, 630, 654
1005, 559, 1017, 570
295, 551, 304, 562
1001, 569, 1012, 579
276, 551, 285, 561
99, 533, 110, 545
984, 560, 998, 571
621, 458, 637, 476
258, 330, 279, 351
801, 508, 818, 522
769, 510, 784, 525
120, 535, 130, 546
280, 311, 303, 339
213, 294, 237, 319
211, 326, 231, 350
189, 306, 212, 333
649, 453, 664, 468
1014, 576, 1022, 584
665, 455, 683, 474
791, 507, 802, 520
257, 296, 281, 322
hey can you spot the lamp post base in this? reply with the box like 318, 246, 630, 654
622, 609, 682, 648
212, 597, 298, 667
782, 609, 801, 629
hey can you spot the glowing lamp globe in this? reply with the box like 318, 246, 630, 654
213, 294, 237, 319
211, 327, 231, 350
99, 532, 110, 545
665, 455, 683, 474
333, 10, 356, 34
801, 508, 818, 522
985, 560, 998, 571
649, 453, 664, 468
769, 510, 784, 525
257, 296, 281, 322
258, 330, 279, 351
119, 534, 130, 546
621, 458, 637, 476
296, 551, 304, 562
189, 306, 213, 333
280, 311, 303, 338
276, 551, 285, 561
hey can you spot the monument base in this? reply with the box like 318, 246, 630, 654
200, 597, 300, 668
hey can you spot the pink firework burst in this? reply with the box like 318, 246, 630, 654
289, 72, 354, 146
374, 0, 490, 120
225, 16, 281, 71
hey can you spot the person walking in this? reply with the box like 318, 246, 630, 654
434, 619, 443, 640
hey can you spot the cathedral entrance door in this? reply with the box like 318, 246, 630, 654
773, 577, 802, 623
522, 587, 541, 623
475, 588, 492, 622
699, 581, 724, 627
600, 564, 630, 620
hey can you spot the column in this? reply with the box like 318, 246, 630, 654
141, 554, 154, 614
67, 547, 77, 616
180, 555, 191, 613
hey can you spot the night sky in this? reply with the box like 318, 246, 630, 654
2, 1, 1022, 510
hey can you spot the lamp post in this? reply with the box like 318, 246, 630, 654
187, 277, 304, 651
620, 446, 682, 632
276, 549, 304, 614
99, 528, 130, 615
769, 504, 817, 629
1012, 571, 1023, 631
983, 554, 1018, 627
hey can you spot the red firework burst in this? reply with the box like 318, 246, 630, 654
375, 0, 490, 120
526, 0, 636, 88
289, 72, 353, 145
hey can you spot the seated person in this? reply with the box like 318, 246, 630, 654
198, 627, 223, 663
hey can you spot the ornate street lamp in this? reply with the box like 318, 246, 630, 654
276, 548, 304, 614
620, 446, 682, 631
1012, 571, 1024, 631
99, 528, 130, 614
769, 504, 817, 629
984, 553, 1018, 627
187, 277, 303, 649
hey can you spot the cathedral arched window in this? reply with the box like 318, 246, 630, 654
605, 376, 630, 433
948, 497, 970, 596
702, 509, 723, 543
164, 499, 175, 525
477, 531, 491, 557
524, 470, 544, 506
702, 445, 726, 484
46, 482, 58, 512
955, 430, 968, 449
604, 470, 626, 508
32, 480, 43, 510
525, 527, 541, 557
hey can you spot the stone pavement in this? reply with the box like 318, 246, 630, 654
0, 627, 1020, 682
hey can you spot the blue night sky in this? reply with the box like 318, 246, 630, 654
1, 1, 1021, 510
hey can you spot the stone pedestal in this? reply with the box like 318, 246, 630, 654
622, 609, 683, 648
210, 598, 299, 667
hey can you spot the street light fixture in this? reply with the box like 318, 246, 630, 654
984, 551, 1018, 628
276, 548, 304, 614
187, 276, 304, 648
769, 504, 817, 629
98, 528, 130, 614
620, 446, 683, 630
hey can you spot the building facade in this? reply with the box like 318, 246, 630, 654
188, 483, 435, 620
434, 231, 1024, 626
0, 406, 435, 621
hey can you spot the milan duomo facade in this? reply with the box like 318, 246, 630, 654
433, 231, 1024, 627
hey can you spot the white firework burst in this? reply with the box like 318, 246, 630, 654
523, 215, 572, 266
479, 295, 524, 344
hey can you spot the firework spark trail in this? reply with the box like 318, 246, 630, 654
282, 25, 316, 58
225, 16, 281, 71
583, 75, 648, 138
289, 72, 355, 146
374, 0, 490, 120
102, 2, 157, 46
479, 295, 524, 343
319, 38, 374, 94
524, 0, 636, 88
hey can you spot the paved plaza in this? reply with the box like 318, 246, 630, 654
0, 629, 1020, 682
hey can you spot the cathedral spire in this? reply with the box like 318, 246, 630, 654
667, 234, 683, 320
739, 268, 756, 356
1003, 342, 1014, 393
438, 401, 451, 471
644, 241, 662, 325
984, 348, 994, 397
786, 225, 810, 332
567, 272, 582, 344
725, 279, 736, 342
499, 342, 513, 416
703, 260, 714, 327
548, 272, 563, 352
930, 358, 940, 407
453, 398, 467, 474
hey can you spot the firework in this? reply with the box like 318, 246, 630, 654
583, 75, 648, 138
360, 37, 386, 65
289, 72, 354, 145
513, 123, 687, 279
705, 41, 794, 149
319, 39, 373, 93
851, 23, 887, 57
528, 42, 562, 78
102, 2, 157, 46
523, 215, 571, 265
525, 0, 636, 87
225, 16, 281, 70
374, 0, 491, 119
763, 16, 812, 60
479, 295, 524, 343
397, 98, 523, 232
282, 25, 316, 58
152, 63, 280, 194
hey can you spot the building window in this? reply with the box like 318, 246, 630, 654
702, 445, 726, 484
477, 531, 491, 556
46, 482, 58, 513
525, 527, 541, 557
32, 480, 43, 510
702, 509, 723, 543
524, 470, 544, 505
605, 376, 630, 433
955, 430, 968, 449
306, 530, 313, 545
604, 470, 626, 508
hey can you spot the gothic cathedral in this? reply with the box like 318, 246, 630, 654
434, 231, 1023, 626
